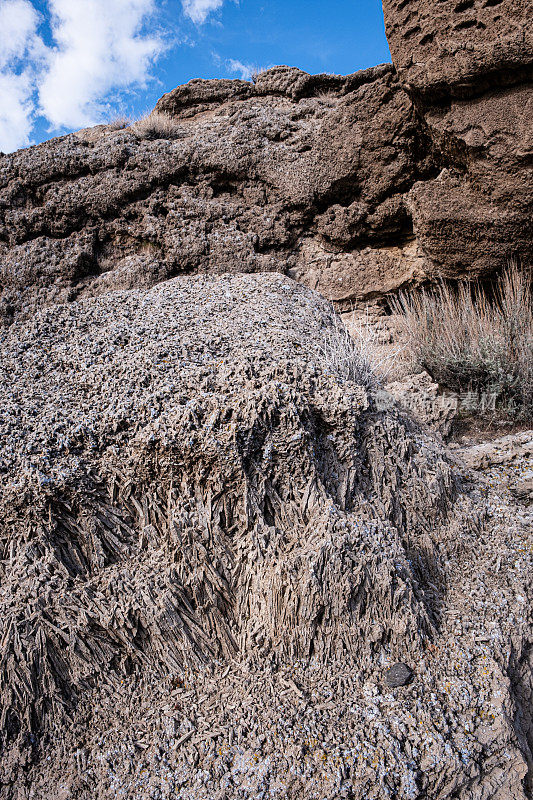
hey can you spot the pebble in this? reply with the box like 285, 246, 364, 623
385, 664, 414, 688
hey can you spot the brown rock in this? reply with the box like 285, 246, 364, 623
386, 371, 459, 437
382, 0, 533, 283
382, 0, 533, 98
1, 26, 531, 326
1, 65, 438, 324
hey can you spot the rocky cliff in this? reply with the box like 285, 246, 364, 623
1, 2, 532, 799
0, 0, 531, 326
383, 0, 532, 285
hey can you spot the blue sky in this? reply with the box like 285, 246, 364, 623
0, 0, 390, 152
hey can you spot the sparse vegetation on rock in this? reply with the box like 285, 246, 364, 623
392, 265, 533, 421
130, 111, 184, 140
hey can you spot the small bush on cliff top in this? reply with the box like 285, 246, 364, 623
391, 264, 533, 420
130, 111, 182, 141
107, 116, 130, 131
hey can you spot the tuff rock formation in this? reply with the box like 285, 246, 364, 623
1, 1, 532, 799
383, 0, 533, 282
1, 274, 532, 799
0, 0, 531, 327
0, 63, 433, 325
382, 0, 532, 96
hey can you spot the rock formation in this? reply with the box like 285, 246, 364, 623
0, 0, 531, 326
382, 0, 532, 96
383, 0, 533, 281
0, 1, 532, 798
1, 274, 531, 798
0, 64, 432, 325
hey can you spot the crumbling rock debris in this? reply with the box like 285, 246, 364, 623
509, 470, 533, 505
453, 431, 533, 509
385, 662, 414, 688
453, 430, 533, 471
0, 274, 531, 799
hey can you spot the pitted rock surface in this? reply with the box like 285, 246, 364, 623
383, 0, 533, 285
1, 64, 435, 325
382, 0, 533, 98
1, 51, 531, 326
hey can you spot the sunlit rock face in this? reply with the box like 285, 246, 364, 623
1, 22, 531, 328
382, 0, 533, 281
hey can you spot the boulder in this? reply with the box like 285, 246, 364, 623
385, 662, 414, 688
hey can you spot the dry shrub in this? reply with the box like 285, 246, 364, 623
130, 111, 183, 140
391, 264, 533, 420
106, 116, 130, 131
250, 67, 268, 84
320, 308, 401, 389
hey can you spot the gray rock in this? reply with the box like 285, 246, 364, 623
386, 371, 458, 438
509, 469, 533, 505
386, 663, 414, 688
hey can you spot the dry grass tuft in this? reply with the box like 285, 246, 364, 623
390, 264, 533, 420
320, 308, 401, 389
250, 67, 268, 84
106, 116, 130, 131
130, 111, 183, 140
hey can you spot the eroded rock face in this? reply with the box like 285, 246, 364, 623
383, 0, 533, 283
1, 22, 531, 327
382, 0, 533, 97
385, 371, 459, 437
0, 275, 531, 798
0, 64, 436, 324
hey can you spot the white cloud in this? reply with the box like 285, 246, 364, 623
0, 0, 39, 64
0, 70, 33, 152
39, 0, 162, 130
226, 58, 255, 80
212, 52, 262, 82
181, 0, 225, 25
0, 0, 233, 153
0, 0, 46, 152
